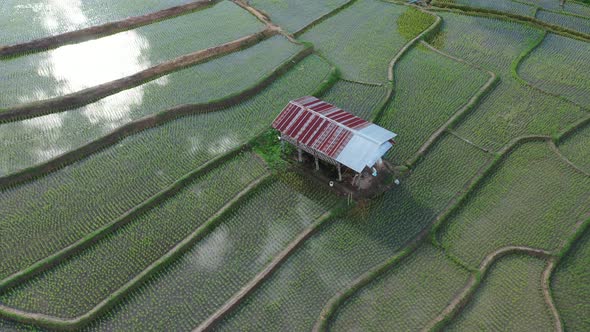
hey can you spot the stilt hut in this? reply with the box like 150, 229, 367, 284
272, 96, 397, 182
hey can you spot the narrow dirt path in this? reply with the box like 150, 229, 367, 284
0, 174, 271, 331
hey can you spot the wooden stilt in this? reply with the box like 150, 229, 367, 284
315, 155, 319, 171
298, 148, 302, 162
337, 163, 342, 181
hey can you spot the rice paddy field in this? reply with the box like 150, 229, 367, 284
0, 35, 303, 176
0, 0, 197, 46
0, 0, 264, 108
1, 0, 589, 331
537, 10, 590, 34
520, 33, 590, 106
446, 255, 554, 331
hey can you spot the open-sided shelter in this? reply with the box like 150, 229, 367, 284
272, 96, 397, 181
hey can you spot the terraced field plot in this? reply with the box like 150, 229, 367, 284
0, 152, 268, 318
2, 0, 590, 331
433, 12, 586, 150
446, 255, 554, 331
439, 141, 590, 268
329, 243, 470, 331
537, 10, 590, 34
0, 55, 331, 282
379, 44, 490, 164
0, 0, 198, 46
0, 0, 263, 108
520, 33, 590, 106
300, 0, 425, 83
82, 173, 339, 331
0, 36, 303, 176
216, 135, 490, 331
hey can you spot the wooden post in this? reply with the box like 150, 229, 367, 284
298, 148, 302, 162
337, 163, 342, 181
314, 155, 319, 171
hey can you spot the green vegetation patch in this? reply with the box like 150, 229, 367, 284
397, 7, 437, 41
439, 141, 590, 268
0, 55, 332, 281
520, 33, 590, 106
216, 134, 489, 331
0, 0, 264, 108
0, 36, 303, 176
552, 227, 590, 331
379, 45, 489, 164
300, 0, 409, 83
329, 243, 470, 331
85, 172, 339, 331
447, 255, 554, 331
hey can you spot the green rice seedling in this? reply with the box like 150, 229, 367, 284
249, 0, 350, 33
396, 7, 438, 41
0, 152, 268, 318
0, 0, 264, 108
0, 0, 201, 46
433, 12, 585, 151
552, 227, 590, 331
446, 255, 553, 331
0, 55, 332, 282
558, 122, 590, 173
379, 45, 489, 164
300, 0, 412, 83
329, 243, 470, 331
83, 172, 339, 331
320, 80, 387, 120
520, 33, 590, 106
537, 10, 590, 34
215, 135, 490, 331
0, 36, 303, 176
438, 141, 590, 268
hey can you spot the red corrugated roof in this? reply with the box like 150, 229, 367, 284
272, 96, 370, 159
